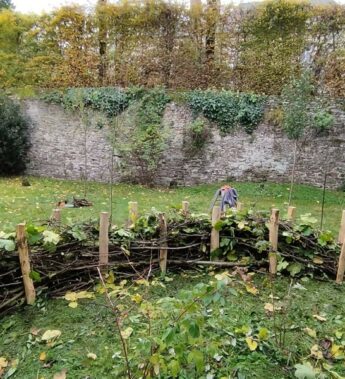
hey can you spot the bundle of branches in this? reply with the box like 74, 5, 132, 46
0, 210, 340, 315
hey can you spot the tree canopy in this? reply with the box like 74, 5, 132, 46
0, 0, 344, 96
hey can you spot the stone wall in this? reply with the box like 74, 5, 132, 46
23, 100, 345, 189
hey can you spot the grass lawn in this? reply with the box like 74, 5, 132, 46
0, 176, 344, 233
1, 272, 345, 378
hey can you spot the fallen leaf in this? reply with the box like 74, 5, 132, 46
304, 328, 317, 338
39, 352, 47, 362
313, 257, 323, 265
331, 344, 344, 359
64, 292, 77, 302
245, 337, 258, 351
313, 314, 327, 322
294, 362, 317, 379
87, 353, 97, 360
0, 357, 8, 369
30, 327, 41, 336
310, 344, 323, 360
245, 283, 258, 296
53, 368, 67, 379
41, 330, 61, 342
68, 302, 78, 309
264, 303, 281, 313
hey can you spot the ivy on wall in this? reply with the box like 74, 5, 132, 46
186, 90, 266, 134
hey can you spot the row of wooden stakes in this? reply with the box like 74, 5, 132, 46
14, 202, 345, 307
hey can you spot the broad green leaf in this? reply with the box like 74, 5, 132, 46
168, 360, 180, 377
187, 350, 204, 373
258, 327, 269, 341
294, 363, 317, 379
188, 321, 200, 338
0, 239, 15, 252
42, 230, 60, 245
287, 262, 303, 277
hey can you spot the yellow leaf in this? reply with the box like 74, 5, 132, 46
238, 221, 246, 230
106, 271, 115, 284
131, 293, 143, 304
304, 327, 317, 338
39, 352, 47, 362
245, 337, 258, 351
68, 301, 78, 308
64, 292, 77, 302
76, 291, 94, 299
121, 327, 133, 339
313, 314, 327, 322
53, 368, 67, 379
135, 279, 150, 287
120, 280, 127, 287
258, 327, 269, 341
87, 353, 97, 360
245, 283, 258, 296
331, 344, 344, 359
310, 344, 323, 360
0, 357, 8, 368
41, 330, 61, 342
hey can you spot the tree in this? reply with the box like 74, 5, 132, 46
0, 92, 29, 175
0, 0, 14, 10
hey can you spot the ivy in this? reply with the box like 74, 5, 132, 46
186, 90, 266, 134
41, 87, 146, 117
184, 118, 211, 155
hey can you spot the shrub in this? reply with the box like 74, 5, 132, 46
312, 110, 334, 135
185, 119, 211, 155
0, 92, 30, 175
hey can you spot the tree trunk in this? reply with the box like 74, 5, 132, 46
97, 0, 107, 86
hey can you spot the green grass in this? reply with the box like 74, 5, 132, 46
1, 273, 345, 378
0, 177, 344, 233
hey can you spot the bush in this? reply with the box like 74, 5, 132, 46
185, 119, 211, 155
313, 110, 334, 135
0, 93, 30, 175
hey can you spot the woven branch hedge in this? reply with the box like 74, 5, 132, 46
0, 210, 340, 315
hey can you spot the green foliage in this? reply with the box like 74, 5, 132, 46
312, 110, 334, 135
281, 72, 335, 139
187, 90, 266, 134
42, 88, 132, 117
0, 92, 30, 175
281, 71, 314, 140
0, 0, 14, 9
184, 118, 211, 155
115, 88, 171, 185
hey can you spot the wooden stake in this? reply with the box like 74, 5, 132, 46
52, 208, 61, 223
159, 213, 168, 275
338, 210, 345, 244
16, 223, 36, 305
236, 202, 243, 211
99, 212, 109, 270
128, 201, 138, 224
211, 206, 221, 257
287, 206, 296, 222
336, 241, 345, 284
269, 209, 279, 275
182, 201, 190, 217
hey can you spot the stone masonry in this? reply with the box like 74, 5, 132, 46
23, 100, 345, 189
